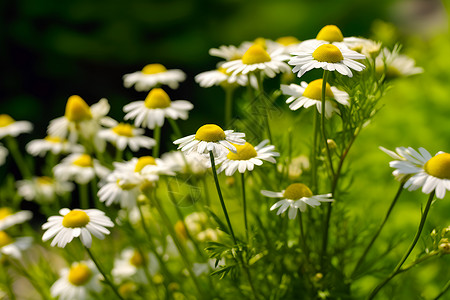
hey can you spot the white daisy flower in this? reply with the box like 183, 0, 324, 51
380, 146, 450, 199
161, 150, 209, 176
289, 40, 366, 78
222, 44, 291, 78
47, 95, 110, 150
281, 79, 349, 118
0, 208, 33, 231
265, 36, 302, 55
42, 208, 114, 248
0, 143, 8, 166
0, 114, 32, 139
53, 153, 109, 185
375, 45, 423, 79
209, 45, 247, 61
123, 63, 186, 91
26, 136, 84, 157
339, 37, 381, 59
17, 176, 74, 203
261, 183, 333, 219
123, 88, 194, 130
215, 140, 279, 176
98, 120, 156, 151
184, 212, 209, 236
50, 261, 102, 300
195, 67, 250, 88
173, 124, 245, 157
111, 248, 159, 283
0, 231, 32, 259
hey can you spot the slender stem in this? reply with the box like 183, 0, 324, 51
241, 260, 260, 300
352, 182, 404, 278
397, 250, 438, 274
79, 183, 89, 209
224, 87, 235, 126
368, 191, 435, 299
298, 213, 310, 262
115, 148, 123, 162
85, 247, 125, 300
5, 136, 32, 179
202, 176, 210, 206
435, 278, 450, 300
311, 110, 319, 193
168, 118, 182, 139
320, 70, 335, 178
256, 72, 272, 141
8, 259, 51, 300
2, 263, 17, 300
241, 173, 249, 242
152, 125, 162, 158
208, 151, 237, 244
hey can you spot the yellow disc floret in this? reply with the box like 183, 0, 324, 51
227, 142, 257, 160
62, 210, 90, 228
37, 176, 54, 185
195, 124, 226, 142
283, 183, 313, 200
119, 282, 137, 298
276, 36, 300, 46
253, 37, 267, 49
68, 263, 92, 286
65, 95, 92, 122
44, 136, 64, 143
112, 123, 134, 137
129, 250, 145, 267
242, 45, 271, 65
0, 208, 12, 220
424, 153, 450, 179
316, 25, 344, 43
0, 231, 13, 248
144, 88, 171, 109
141, 63, 167, 75
72, 154, 93, 167
312, 44, 344, 63
302, 79, 334, 100
0, 115, 15, 127
134, 156, 156, 172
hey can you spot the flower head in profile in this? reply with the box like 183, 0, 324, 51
53, 153, 109, 184
340, 37, 381, 58
98, 120, 156, 152
51, 261, 102, 300
17, 176, 74, 203
42, 208, 114, 248
0, 143, 7, 166
161, 151, 209, 176
123, 63, 186, 91
261, 183, 333, 219
281, 79, 349, 118
215, 140, 279, 176
0, 208, 32, 231
375, 45, 423, 79
112, 248, 159, 283
195, 67, 251, 88
124, 88, 193, 130
0, 114, 32, 139
26, 136, 84, 157
173, 124, 245, 157
380, 146, 450, 199
0, 231, 32, 259
266, 36, 301, 55
208, 44, 247, 61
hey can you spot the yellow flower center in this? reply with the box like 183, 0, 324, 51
44, 136, 63, 143
62, 210, 90, 228
226, 142, 257, 160
376, 65, 402, 79
119, 282, 136, 298
195, 124, 226, 142
0, 115, 15, 127
129, 250, 145, 267
37, 176, 54, 185
316, 25, 344, 42
302, 79, 334, 100
253, 37, 267, 48
65, 95, 92, 122
0, 208, 12, 220
241, 45, 271, 65
144, 88, 171, 109
134, 156, 156, 172
312, 44, 344, 63
283, 183, 313, 200
276, 36, 300, 46
112, 123, 134, 137
68, 263, 92, 286
0, 231, 13, 248
424, 153, 450, 179
218, 67, 231, 75
116, 179, 137, 190
72, 154, 93, 167
141, 63, 167, 75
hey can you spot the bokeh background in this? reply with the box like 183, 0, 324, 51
2, 0, 450, 297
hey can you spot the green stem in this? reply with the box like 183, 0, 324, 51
320, 70, 335, 178
208, 151, 237, 244
368, 191, 435, 299
224, 87, 235, 126
435, 278, 450, 300
5, 136, 32, 179
1, 263, 16, 300
152, 125, 162, 158
8, 258, 52, 300
85, 247, 125, 300
397, 250, 438, 274
241, 173, 249, 242
256, 73, 272, 142
168, 118, 182, 139
298, 212, 310, 263
352, 182, 404, 278
115, 148, 123, 162
311, 110, 319, 193
79, 183, 89, 209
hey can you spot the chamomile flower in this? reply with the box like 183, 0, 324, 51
289, 40, 366, 77
266, 36, 302, 55
0, 231, 32, 259
26, 136, 84, 157
209, 45, 247, 61
222, 44, 291, 78
281, 79, 349, 118
111, 248, 159, 282
0, 114, 32, 139
98, 120, 156, 151
340, 37, 381, 58
261, 183, 333, 219
123, 63, 186, 91
173, 124, 245, 157
42, 208, 114, 248
375, 46, 423, 79
0, 143, 7, 166
195, 67, 250, 88
161, 151, 209, 176
0, 208, 32, 231
380, 146, 450, 199
215, 140, 279, 176
123, 88, 193, 130
53, 153, 109, 184
17, 176, 74, 203
50, 261, 102, 300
